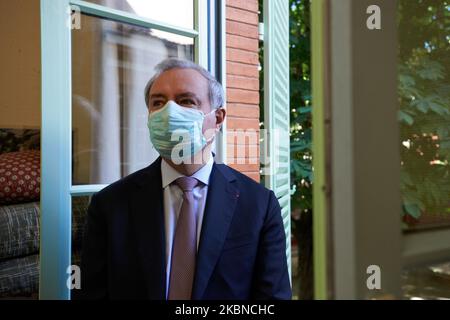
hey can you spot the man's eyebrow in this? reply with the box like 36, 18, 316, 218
175, 92, 201, 100
149, 93, 167, 100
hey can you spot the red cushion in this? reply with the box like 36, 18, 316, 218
0, 150, 40, 205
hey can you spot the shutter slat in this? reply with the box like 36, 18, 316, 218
264, 0, 291, 282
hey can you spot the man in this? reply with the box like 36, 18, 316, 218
75, 58, 291, 300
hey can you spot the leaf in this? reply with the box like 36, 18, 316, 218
417, 60, 445, 80
429, 101, 450, 116
290, 140, 311, 152
400, 171, 414, 186
440, 141, 450, 149
398, 110, 414, 125
404, 203, 422, 219
437, 127, 449, 139
298, 106, 311, 114
412, 98, 429, 113
399, 73, 416, 87
402, 191, 425, 211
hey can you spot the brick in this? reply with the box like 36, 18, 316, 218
227, 74, 259, 91
227, 144, 259, 159
226, 61, 259, 78
227, 117, 260, 130
227, 48, 259, 65
227, 140, 259, 149
241, 171, 260, 182
226, 20, 259, 39
226, 0, 259, 13
227, 139, 260, 151
226, 128, 260, 144
227, 162, 260, 173
226, 34, 259, 52
226, 103, 259, 118
227, 88, 259, 104
225, 0, 261, 177
226, 6, 259, 25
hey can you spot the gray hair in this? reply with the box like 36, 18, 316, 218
144, 58, 225, 109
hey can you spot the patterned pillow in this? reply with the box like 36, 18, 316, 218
0, 198, 89, 260
0, 254, 39, 299
0, 251, 81, 299
0, 202, 40, 260
0, 129, 40, 154
0, 150, 40, 205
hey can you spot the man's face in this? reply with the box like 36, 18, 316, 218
148, 68, 212, 114
148, 68, 225, 142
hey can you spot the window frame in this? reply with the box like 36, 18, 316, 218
314, 0, 402, 299
40, 0, 218, 299
403, 229, 450, 268
313, 0, 450, 300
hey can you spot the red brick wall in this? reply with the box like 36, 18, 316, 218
225, 0, 260, 182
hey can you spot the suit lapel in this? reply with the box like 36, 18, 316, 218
192, 163, 240, 299
129, 158, 166, 299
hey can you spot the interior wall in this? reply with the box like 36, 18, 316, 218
0, 0, 41, 129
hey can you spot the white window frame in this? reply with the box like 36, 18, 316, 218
40, 0, 219, 299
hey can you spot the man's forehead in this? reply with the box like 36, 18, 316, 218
151, 68, 208, 91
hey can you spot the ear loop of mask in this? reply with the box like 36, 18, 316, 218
203, 108, 222, 145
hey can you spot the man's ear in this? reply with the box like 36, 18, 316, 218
215, 108, 226, 129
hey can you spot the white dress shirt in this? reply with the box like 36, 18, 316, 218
160, 155, 214, 299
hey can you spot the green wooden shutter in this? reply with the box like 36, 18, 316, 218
263, 0, 291, 280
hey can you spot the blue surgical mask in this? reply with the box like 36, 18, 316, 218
147, 100, 214, 163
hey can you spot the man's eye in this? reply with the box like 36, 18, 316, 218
179, 99, 196, 107
152, 101, 164, 108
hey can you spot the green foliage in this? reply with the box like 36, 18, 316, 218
259, 0, 313, 218
398, 0, 450, 222
289, 0, 312, 214
288, 0, 314, 299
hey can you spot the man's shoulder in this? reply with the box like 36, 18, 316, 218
214, 163, 272, 198
214, 163, 280, 219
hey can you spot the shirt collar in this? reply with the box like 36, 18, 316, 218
161, 154, 214, 188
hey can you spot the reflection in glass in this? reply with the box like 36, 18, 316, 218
85, 0, 194, 29
71, 195, 89, 301
402, 262, 450, 300
398, 0, 450, 300
72, 14, 194, 185
398, 0, 450, 231
71, 196, 90, 270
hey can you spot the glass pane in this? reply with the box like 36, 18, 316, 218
72, 14, 194, 185
70, 195, 90, 300
284, 1, 313, 300
85, 0, 194, 29
398, 0, 450, 300
402, 262, 450, 300
398, 0, 450, 231
71, 196, 90, 270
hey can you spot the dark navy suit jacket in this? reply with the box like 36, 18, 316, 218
74, 158, 291, 300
